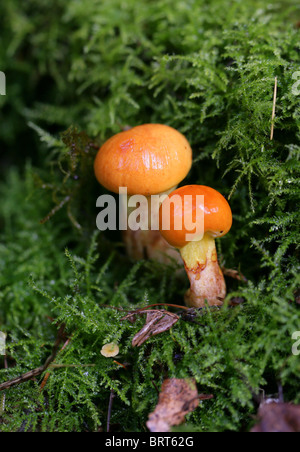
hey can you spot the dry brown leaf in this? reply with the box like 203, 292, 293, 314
228, 297, 245, 306
147, 378, 210, 432
222, 267, 248, 282
251, 402, 300, 432
121, 310, 179, 347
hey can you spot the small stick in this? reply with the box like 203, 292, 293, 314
107, 389, 115, 433
151, 380, 160, 394
0, 365, 48, 391
102, 303, 190, 312
270, 76, 278, 140
0, 355, 8, 415
40, 196, 71, 224
113, 360, 127, 370
120, 309, 180, 321
0, 324, 66, 392
40, 336, 72, 391
135, 303, 190, 312
198, 394, 214, 401
39, 372, 51, 391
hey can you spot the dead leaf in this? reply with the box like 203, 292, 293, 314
222, 267, 248, 282
147, 378, 211, 432
180, 308, 205, 325
251, 402, 300, 432
121, 310, 179, 347
229, 297, 245, 306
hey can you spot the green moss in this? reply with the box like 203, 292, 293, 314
0, 0, 300, 432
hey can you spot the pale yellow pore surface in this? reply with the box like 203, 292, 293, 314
180, 233, 217, 270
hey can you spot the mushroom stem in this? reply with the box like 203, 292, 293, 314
121, 190, 182, 265
180, 233, 226, 307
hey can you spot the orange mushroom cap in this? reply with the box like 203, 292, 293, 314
159, 185, 232, 248
94, 124, 192, 196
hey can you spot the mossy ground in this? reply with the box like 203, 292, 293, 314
0, 0, 299, 432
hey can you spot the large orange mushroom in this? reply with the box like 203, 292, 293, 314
159, 185, 232, 307
94, 124, 192, 262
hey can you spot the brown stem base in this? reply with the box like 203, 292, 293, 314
184, 259, 226, 307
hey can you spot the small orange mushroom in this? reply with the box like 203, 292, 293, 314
94, 124, 192, 263
159, 185, 232, 307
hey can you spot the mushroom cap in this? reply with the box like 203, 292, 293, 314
101, 342, 119, 357
159, 185, 232, 248
94, 124, 192, 196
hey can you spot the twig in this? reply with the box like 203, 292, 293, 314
198, 394, 214, 401
180, 394, 214, 411
0, 355, 8, 415
113, 360, 127, 370
270, 76, 278, 140
107, 389, 115, 433
0, 324, 66, 392
120, 309, 180, 321
102, 302, 189, 313
40, 335, 72, 391
151, 380, 160, 394
40, 195, 71, 224
134, 303, 189, 312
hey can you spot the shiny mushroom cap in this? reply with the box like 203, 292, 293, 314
94, 124, 192, 196
159, 185, 232, 248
